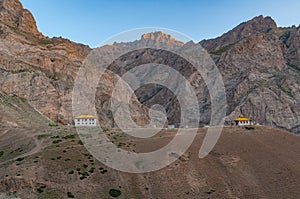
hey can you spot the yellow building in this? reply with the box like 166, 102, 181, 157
234, 115, 251, 126
74, 114, 96, 126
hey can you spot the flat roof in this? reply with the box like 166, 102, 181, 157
234, 117, 250, 121
75, 114, 96, 119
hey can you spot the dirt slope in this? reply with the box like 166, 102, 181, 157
0, 126, 299, 199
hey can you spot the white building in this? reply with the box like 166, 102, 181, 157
168, 125, 175, 129
234, 115, 251, 126
74, 115, 97, 127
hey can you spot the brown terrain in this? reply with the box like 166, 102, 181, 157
0, 0, 300, 198
0, 119, 299, 198
1, 0, 300, 133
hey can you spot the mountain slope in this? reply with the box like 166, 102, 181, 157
0, 126, 299, 198
1, 0, 300, 133
0, 0, 91, 124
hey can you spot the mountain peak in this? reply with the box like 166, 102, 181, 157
138, 31, 184, 49
248, 15, 277, 29
0, 0, 41, 36
141, 31, 176, 42
200, 15, 277, 52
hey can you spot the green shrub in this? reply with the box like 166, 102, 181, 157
68, 170, 74, 174
88, 167, 95, 173
210, 43, 236, 55
100, 169, 108, 174
16, 157, 24, 162
52, 139, 62, 144
48, 122, 58, 127
63, 134, 77, 139
109, 189, 121, 198
37, 187, 44, 193
102, 127, 109, 132
37, 134, 52, 140
0, 151, 4, 157
245, 126, 255, 130
67, 191, 74, 198
83, 164, 88, 168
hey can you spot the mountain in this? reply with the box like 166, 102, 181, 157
0, 0, 91, 124
200, 16, 300, 133
0, 1, 300, 198
1, 0, 300, 134
1, 124, 300, 199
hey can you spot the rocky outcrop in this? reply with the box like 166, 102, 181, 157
200, 16, 300, 133
0, 0, 41, 36
0, 0, 91, 124
200, 15, 277, 52
1, 1, 300, 134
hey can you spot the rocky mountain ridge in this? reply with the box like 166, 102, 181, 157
1, 0, 300, 133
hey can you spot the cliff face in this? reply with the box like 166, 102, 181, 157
0, 0, 41, 36
200, 16, 300, 133
1, 0, 300, 133
200, 15, 277, 52
0, 0, 91, 124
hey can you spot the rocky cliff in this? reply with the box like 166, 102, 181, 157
1, 0, 300, 133
200, 16, 300, 133
0, 0, 91, 124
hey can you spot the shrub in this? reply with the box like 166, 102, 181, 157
83, 164, 88, 168
37, 134, 52, 140
52, 139, 62, 144
0, 151, 3, 157
48, 122, 58, 127
102, 127, 109, 132
63, 134, 77, 139
67, 192, 74, 198
100, 169, 108, 174
245, 126, 255, 130
37, 188, 43, 193
68, 170, 74, 174
16, 157, 24, 162
210, 43, 236, 55
88, 167, 95, 173
109, 189, 121, 198
36, 185, 47, 194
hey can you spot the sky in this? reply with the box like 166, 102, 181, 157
20, 0, 300, 48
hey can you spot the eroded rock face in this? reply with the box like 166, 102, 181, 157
200, 16, 300, 134
1, 1, 300, 134
200, 15, 277, 52
0, 0, 41, 36
0, 0, 91, 124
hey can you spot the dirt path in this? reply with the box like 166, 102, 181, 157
0, 130, 47, 166
0, 129, 9, 137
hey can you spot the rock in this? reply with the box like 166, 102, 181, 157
1, 1, 300, 134
0, 0, 41, 36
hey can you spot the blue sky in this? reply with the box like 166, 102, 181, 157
20, 0, 300, 48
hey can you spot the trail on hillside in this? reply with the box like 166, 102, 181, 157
0, 129, 48, 166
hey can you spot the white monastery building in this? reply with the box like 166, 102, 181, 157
234, 115, 252, 126
74, 114, 97, 127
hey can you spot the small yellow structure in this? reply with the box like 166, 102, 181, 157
234, 115, 251, 126
74, 114, 96, 126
